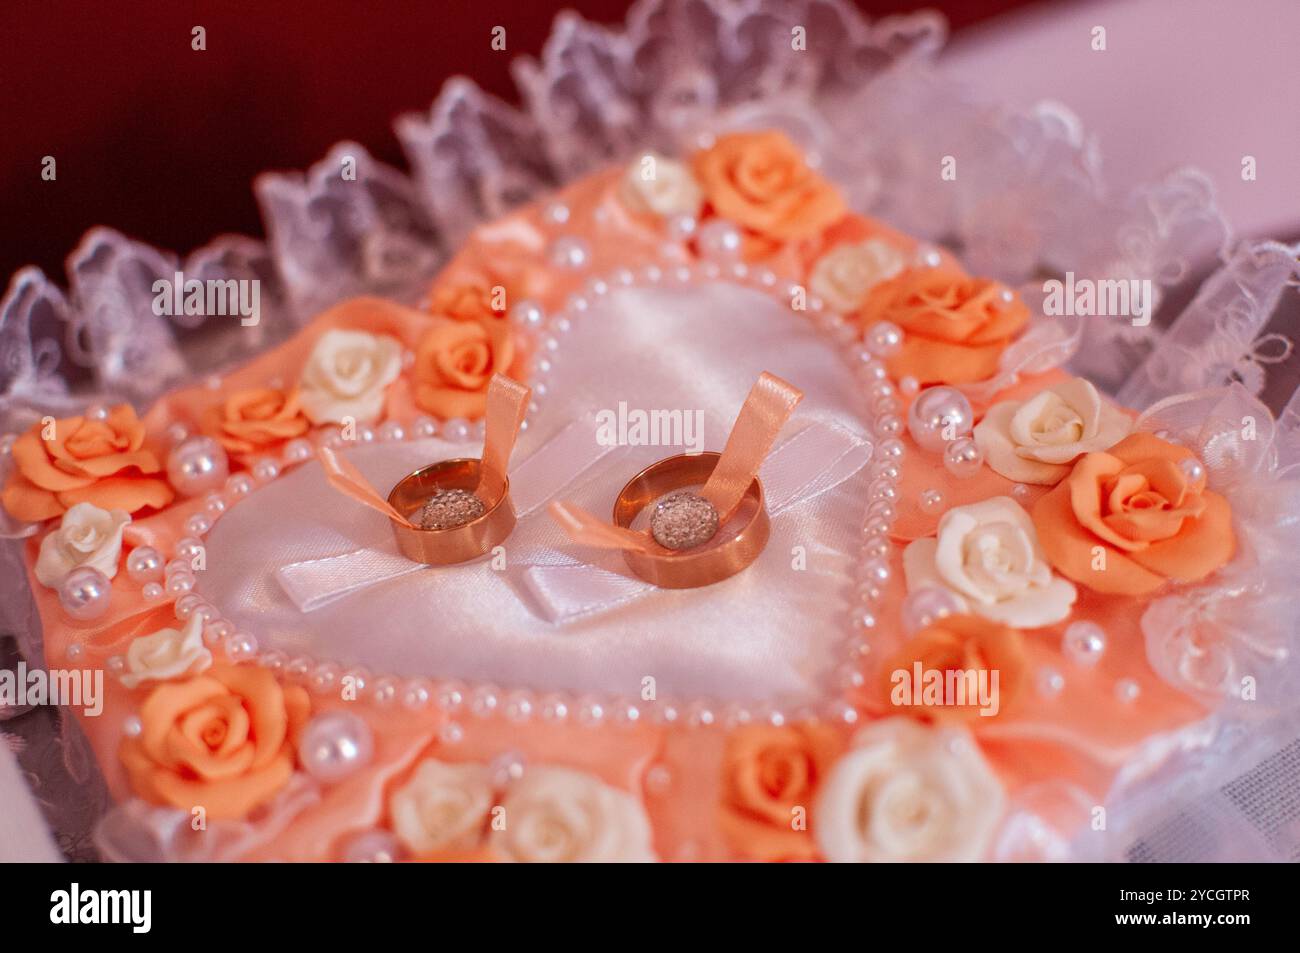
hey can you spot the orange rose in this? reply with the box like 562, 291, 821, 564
3, 404, 173, 522
858, 269, 1029, 385
120, 665, 310, 820
692, 130, 845, 257
203, 387, 310, 457
878, 614, 1026, 722
1032, 432, 1235, 596
412, 318, 516, 419
429, 280, 506, 323
718, 723, 842, 862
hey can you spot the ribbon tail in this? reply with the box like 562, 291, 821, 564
317, 446, 413, 526
277, 546, 424, 612
549, 501, 652, 551
518, 563, 654, 623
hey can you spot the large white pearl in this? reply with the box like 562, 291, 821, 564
900, 585, 964, 634
58, 566, 112, 621
125, 546, 164, 583
299, 711, 374, 784
166, 436, 229, 498
907, 385, 973, 453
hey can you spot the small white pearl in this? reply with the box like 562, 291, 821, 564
1114, 678, 1141, 703
1063, 621, 1107, 667
548, 236, 590, 269
1036, 666, 1065, 698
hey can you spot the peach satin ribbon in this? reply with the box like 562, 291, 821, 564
548, 372, 804, 555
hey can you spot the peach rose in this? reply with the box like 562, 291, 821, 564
878, 614, 1026, 722
412, 318, 516, 420
120, 665, 310, 820
429, 280, 506, 324
858, 269, 1029, 385
719, 723, 842, 862
203, 387, 310, 457
1032, 432, 1236, 596
692, 130, 845, 256
3, 405, 173, 522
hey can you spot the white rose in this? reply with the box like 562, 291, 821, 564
904, 496, 1076, 627
389, 759, 494, 855
34, 502, 131, 588
808, 239, 906, 313
618, 153, 703, 219
973, 377, 1130, 484
815, 718, 1004, 862
298, 329, 403, 425
490, 767, 656, 863
120, 613, 212, 689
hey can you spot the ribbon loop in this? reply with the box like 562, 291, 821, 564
478, 374, 530, 499
700, 372, 803, 521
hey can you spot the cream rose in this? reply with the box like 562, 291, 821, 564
618, 153, 703, 219
974, 377, 1131, 484
389, 759, 494, 855
815, 718, 1004, 862
808, 239, 906, 313
120, 613, 212, 689
298, 329, 403, 425
34, 502, 130, 587
904, 496, 1076, 627
490, 767, 656, 863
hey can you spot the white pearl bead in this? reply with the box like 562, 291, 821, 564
943, 437, 984, 478
1179, 457, 1206, 483
224, 632, 258, 661
1036, 666, 1065, 698
442, 418, 470, 442
1063, 620, 1107, 666
548, 236, 590, 269
166, 436, 230, 498
864, 321, 903, 357
697, 219, 743, 262
666, 213, 697, 240
907, 386, 973, 453
126, 546, 164, 583
338, 829, 404, 863
410, 416, 438, 439
58, 566, 112, 621
299, 711, 374, 784
282, 437, 313, 463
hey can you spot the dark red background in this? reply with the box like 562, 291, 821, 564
0, 0, 1038, 288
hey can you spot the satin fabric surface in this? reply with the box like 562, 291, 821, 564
200, 281, 871, 705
